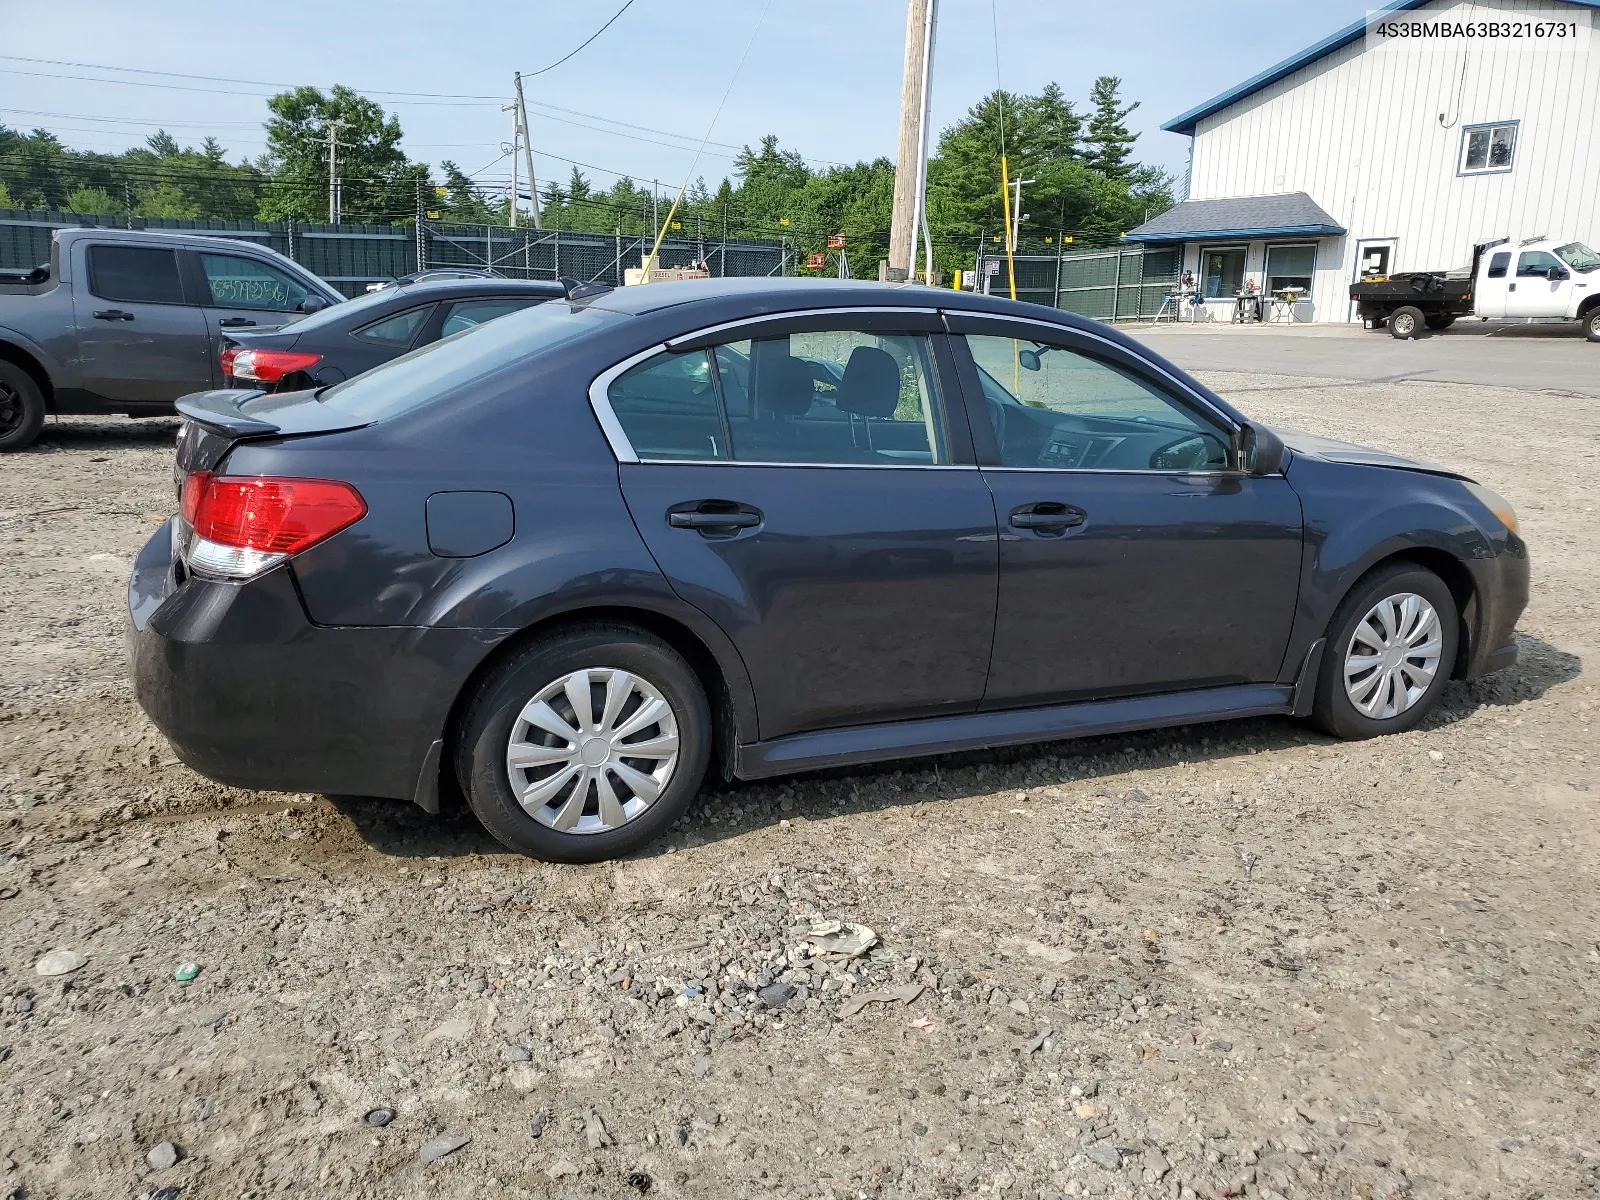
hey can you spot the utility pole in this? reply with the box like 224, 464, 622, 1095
889, 0, 934, 280
513, 72, 542, 229
1010, 176, 1035, 251
652, 180, 659, 244
324, 118, 348, 224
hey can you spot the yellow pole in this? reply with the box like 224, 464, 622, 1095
637, 181, 691, 282
999, 154, 1018, 301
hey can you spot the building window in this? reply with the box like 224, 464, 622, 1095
1199, 246, 1247, 298
1264, 244, 1316, 295
1460, 121, 1517, 174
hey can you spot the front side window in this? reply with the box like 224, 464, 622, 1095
963, 333, 1231, 472
1200, 247, 1246, 298
1460, 122, 1517, 174
1264, 244, 1315, 294
87, 245, 185, 305
199, 252, 310, 312
353, 305, 431, 347
1516, 250, 1564, 278
440, 298, 543, 338
1486, 251, 1511, 279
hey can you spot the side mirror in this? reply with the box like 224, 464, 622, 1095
1547, 265, 1568, 282
1017, 349, 1042, 372
300, 294, 329, 314
1239, 423, 1286, 476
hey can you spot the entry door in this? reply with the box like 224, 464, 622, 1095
1505, 248, 1575, 318
73, 243, 212, 404
949, 321, 1304, 708
605, 323, 998, 740
1350, 239, 1396, 320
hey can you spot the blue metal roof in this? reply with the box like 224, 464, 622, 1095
1162, 0, 1600, 135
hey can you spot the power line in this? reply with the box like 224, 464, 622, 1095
0, 67, 499, 106
522, 1, 638, 77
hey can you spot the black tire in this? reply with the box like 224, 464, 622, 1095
455, 622, 712, 862
1388, 306, 1425, 339
1585, 307, 1600, 343
0, 360, 47, 452
1424, 313, 1456, 330
1310, 563, 1459, 740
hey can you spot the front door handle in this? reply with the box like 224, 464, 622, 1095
217, 317, 256, 328
1010, 502, 1086, 532
1509, 283, 1517, 292
668, 501, 763, 533
92, 309, 134, 321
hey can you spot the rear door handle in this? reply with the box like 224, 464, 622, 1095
92, 309, 134, 321
1009, 503, 1086, 531
217, 317, 256, 328
668, 501, 763, 532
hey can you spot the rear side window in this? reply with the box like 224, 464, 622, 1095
354, 306, 431, 346
440, 298, 542, 338
607, 351, 724, 460
87, 245, 184, 305
318, 300, 619, 422
1485, 252, 1510, 279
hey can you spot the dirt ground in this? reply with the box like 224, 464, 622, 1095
1, 370, 1596, 1200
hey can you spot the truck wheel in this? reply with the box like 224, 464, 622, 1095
1388, 306, 1424, 339
1585, 308, 1600, 343
0, 360, 47, 452
1424, 314, 1456, 330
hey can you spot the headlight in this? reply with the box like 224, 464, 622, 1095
1464, 481, 1519, 535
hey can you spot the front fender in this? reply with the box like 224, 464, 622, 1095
1279, 456, 1505, 681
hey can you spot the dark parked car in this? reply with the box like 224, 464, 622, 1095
129, 279, 1528, 863
221, 277, 565, 391
0, 228, 342, 450
365, 268, 498, 292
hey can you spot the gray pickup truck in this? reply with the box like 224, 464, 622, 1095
0, 227, 344, 450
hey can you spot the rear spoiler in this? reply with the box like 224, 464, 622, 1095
175, 388, 370, 440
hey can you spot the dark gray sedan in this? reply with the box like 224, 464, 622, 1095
221, 277, 565, 391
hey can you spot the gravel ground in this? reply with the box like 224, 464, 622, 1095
1, 373, 1596, 1200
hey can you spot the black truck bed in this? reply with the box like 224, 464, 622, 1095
1350, 271, 1472, 314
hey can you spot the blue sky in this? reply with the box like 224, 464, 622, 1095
0, 1, 1373, 202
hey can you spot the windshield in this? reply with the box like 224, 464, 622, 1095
317, 300, 621, 422
1555, 241, 1600, 272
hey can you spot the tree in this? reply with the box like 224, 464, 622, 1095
258, 86, 426, 223
0, 179, 12, 208
133, 183, 199, 219
63, 185, 119, 214
1084, 76, 1139, 180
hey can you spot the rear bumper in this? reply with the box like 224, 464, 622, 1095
128, 519, 502, 802
1462, 530, 1529, 679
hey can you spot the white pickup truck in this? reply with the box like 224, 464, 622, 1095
1350, 235, 1600, 341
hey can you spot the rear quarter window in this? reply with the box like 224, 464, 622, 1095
317, 300, 620, 422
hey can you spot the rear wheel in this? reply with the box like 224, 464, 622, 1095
1585, 307, 1600, 342
456, 623, 712, 862
1424, 313, 1456, 330
1311, 563, 1458, 739
0, 360, 46, 451
1388, 306, 1425, 339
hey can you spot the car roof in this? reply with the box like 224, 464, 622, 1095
585, 275, 1101, 329
387, 277, 566, 299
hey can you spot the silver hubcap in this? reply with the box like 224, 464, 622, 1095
1394, 314, 1414, 334
505, 667, 680, 834
1343, 592, 1443, 720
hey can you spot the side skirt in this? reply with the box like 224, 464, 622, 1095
734, 682, 1297, 780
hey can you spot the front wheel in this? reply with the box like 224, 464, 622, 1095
0, 360, 46, 452
1311, 564, 1459, 739
1585, 307, 1600, 342
455, 623, 712, 862
1388, 306, 1424, 339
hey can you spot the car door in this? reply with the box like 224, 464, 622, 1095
946, 316, 1303, 709
1505, 249, 1573, 318
602, 312, 999, 740
190, 248, 317, 348
73, 242, 213, 404
1474, 250, 1512, 318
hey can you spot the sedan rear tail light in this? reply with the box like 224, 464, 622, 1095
182, 474, 366, 579
226, 348, 323, 384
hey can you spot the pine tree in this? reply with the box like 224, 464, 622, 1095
1084, 76, 1139, 181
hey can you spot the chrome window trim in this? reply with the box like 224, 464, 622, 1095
660, 305, 944, 350
588, 343, 667, 463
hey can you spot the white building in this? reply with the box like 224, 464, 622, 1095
1125, 0, 1600, 321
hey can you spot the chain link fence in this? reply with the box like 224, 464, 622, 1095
975, 245, 1181, 321
0, 209, 789, 296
